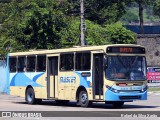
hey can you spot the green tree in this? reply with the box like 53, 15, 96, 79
0, 0, 137, 54
67, 0, 128, 25
0, 0, 68, 51
0, 0, 26, 53
128, 0, 155, 33
153, 0, 160, 17
121, 8, 139, 24
106, 22, 136, 44
61, 19, 136, 47
60, 18, 110, 47
21, 1, 68, 49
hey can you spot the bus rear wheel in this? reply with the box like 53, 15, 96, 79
79, 90, 91, 107
26, 88, 42, 104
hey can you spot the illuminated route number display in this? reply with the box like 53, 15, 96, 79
106, 47, 145, 54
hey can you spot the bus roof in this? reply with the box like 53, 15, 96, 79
9, 44, 145, 56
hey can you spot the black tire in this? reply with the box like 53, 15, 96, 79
79, 90, 91, 107
112, 102, 124, 108
26, 88, 36, 104
55, 100, 69, 105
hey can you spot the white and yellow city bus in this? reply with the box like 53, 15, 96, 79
7, 44, 147, 107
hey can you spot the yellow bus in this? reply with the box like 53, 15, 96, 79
7, 44, 147, 108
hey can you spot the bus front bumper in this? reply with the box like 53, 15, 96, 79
105, 90, 147, 101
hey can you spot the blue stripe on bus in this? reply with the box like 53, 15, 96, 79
75, 72, 91, 88
32, 73, 44, 82
10, 73, 18, 86
10, 73, 43, 87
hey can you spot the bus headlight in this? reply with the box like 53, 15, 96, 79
106, 85, 119, 93
141, 85, 148, 92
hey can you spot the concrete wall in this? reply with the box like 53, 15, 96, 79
137, 34, 160, 67
0, 60, 8, 93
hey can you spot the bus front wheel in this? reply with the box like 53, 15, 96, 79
79, 90, 91, 107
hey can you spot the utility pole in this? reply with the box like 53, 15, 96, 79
80, 0, 85, 46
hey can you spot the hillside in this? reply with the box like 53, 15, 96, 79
120, 6, 160, 25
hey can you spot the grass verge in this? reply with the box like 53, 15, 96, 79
148, 87, 160, 92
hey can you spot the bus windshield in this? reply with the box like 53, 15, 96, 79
106, 56, 147, 81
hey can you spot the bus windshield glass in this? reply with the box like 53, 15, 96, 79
106, 56, 146, 81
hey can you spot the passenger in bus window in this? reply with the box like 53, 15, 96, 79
23, 65, 26, 72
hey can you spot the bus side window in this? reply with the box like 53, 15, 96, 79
75, 52, 91, 71
36, 55, 46, 72
60, 53, 74, 71
27, 56, 36, 72
9, 57, 17, 72
17, 56, 26, 72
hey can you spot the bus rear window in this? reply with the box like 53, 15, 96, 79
9, 57, 17, 72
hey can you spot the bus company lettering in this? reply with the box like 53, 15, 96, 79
60, 76, 76, 83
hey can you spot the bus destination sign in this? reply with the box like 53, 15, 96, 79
106, 46, 145, 54
120, 47, 133, 53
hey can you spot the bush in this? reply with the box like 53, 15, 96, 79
106, 22, 136, 44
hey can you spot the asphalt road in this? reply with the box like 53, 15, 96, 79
0, 93, 160, 120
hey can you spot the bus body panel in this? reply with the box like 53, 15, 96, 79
57, 71, 92, 100
9, 72, 47, 99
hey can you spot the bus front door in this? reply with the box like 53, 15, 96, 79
93, 53, 103, 100
47, 56, 58, 98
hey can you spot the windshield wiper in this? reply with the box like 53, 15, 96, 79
130, 56, 138, 69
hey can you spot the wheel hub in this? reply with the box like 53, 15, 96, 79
27, 92, 33, 102
81, 93, 87, 103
